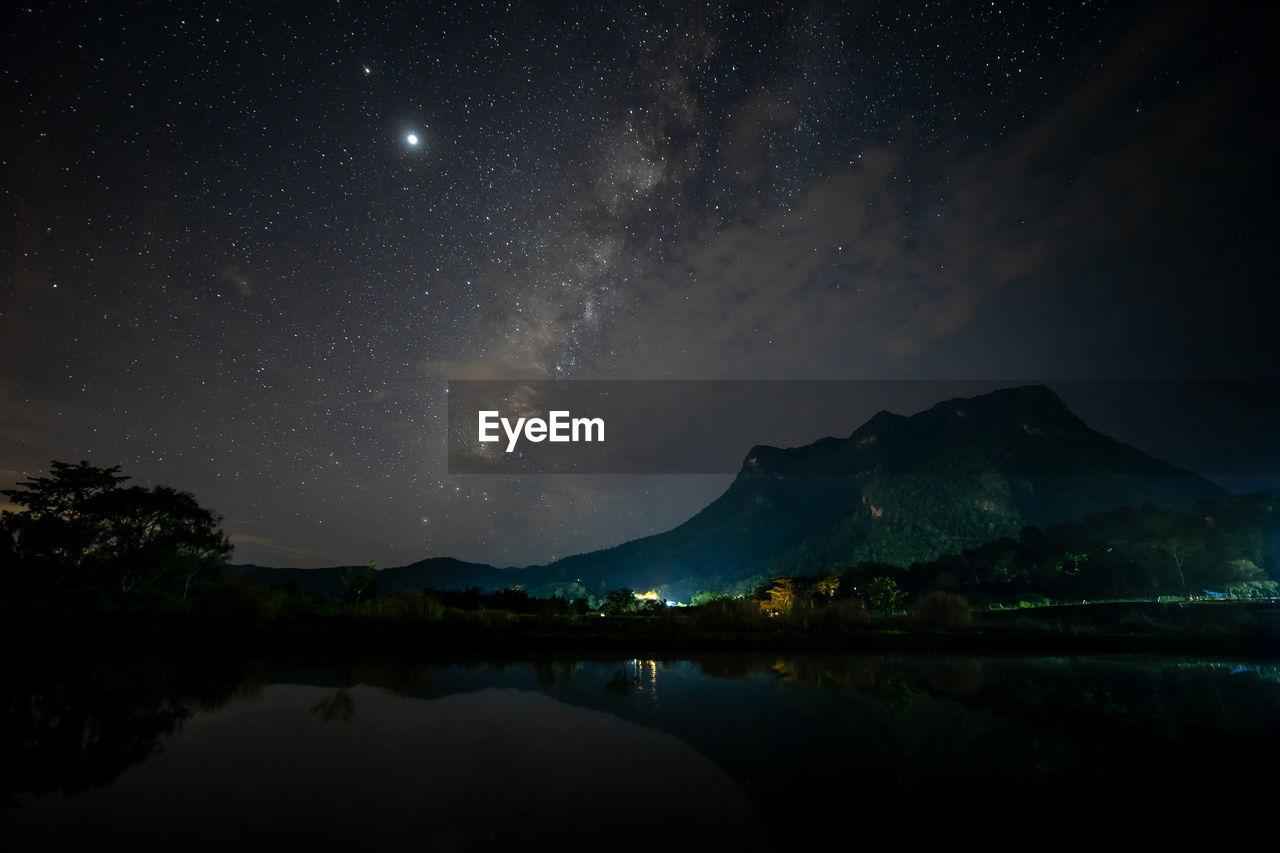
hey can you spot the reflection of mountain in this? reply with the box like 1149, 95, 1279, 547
234, 385, 1227, 598
6, 683, 770, 851
8, 656, 1276, 849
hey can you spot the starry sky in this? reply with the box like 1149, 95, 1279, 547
3, 0, 1278, 569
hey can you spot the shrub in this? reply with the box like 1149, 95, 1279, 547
690, 590, 728, 607
687, 596, 762, 628
823, 597, 871, 628
196, 577, 278, 624
911, 591, 972, 629
368, 593, 445, 625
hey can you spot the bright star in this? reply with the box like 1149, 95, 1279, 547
406, 133, 419, 146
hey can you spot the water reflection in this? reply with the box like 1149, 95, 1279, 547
0, 657, 261, 809
310, 688, 355, 727
3, 654, 1277, 849
761, 654, 987, 696
6, 681, 767, 850
604, 659, 662, 701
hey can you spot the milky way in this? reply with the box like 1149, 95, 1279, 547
3, 1, 1276, 568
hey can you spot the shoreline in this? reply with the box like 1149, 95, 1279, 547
7, 612, 1278, 660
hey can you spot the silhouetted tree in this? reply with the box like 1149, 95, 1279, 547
602, 587, 636, 615
1, 460, 231, 600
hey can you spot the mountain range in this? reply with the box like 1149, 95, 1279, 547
233, 385, 1228, 600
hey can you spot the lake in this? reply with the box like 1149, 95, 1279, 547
3, 652, 1276, 850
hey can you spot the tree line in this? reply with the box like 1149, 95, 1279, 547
4, 461, 1275, 625
0, 460, 230, 605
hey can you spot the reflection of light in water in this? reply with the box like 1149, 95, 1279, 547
8, 684, 768, 851
632, 658, 660, 703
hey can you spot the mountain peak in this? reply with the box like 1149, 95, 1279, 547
929, 383, 1069, 414
735, 383, 1175, 481
854, 408, 905, 435
544, 382, 1226, 599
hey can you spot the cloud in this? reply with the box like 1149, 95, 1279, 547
596, 2, 1274, 382
227, 533, 356, 567
607, 145, 984, 376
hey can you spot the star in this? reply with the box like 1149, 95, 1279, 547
5, 0, 1273, 577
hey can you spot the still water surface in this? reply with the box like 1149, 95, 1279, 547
3, 653, 1276, 849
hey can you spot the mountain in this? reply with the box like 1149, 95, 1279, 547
232, 556, 517, 597
522, 385, 1227, 599
233, 385, 1228, 600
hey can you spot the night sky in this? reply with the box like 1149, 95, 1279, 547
4, 1, 1277, 569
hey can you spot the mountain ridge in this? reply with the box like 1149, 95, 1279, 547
232, 385, 1228, 599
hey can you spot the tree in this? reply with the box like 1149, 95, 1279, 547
813, 574, 840, 599
91, 485, 232, 595
867, 576, 906, 614
340, 561, 380, 607
1160, 536, 1192, 595
601, 587, 636, 616
760, 578, 797, 615
1, 460, 231, 599
991, 549, 1017, 583
1, 460, 129, 588
690, 589, 727, 607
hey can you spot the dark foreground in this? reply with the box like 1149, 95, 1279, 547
5, 599, 1278, 659
2, 648, 1276, 851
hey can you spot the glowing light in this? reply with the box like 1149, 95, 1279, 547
406, 133, 419, 146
